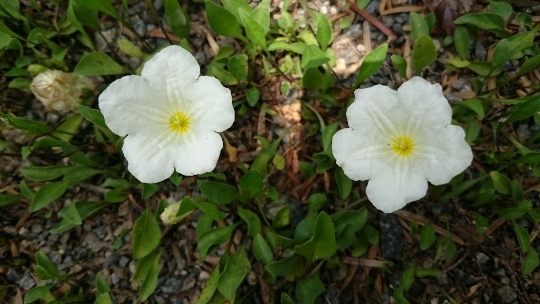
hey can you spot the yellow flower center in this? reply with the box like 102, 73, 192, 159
169, 112, 190, 133
391, 136, 414, 157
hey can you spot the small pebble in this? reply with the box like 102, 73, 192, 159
497, 285, 517, 303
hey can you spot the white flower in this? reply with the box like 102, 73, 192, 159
31, 70, 95, 113
99, 46, 234, 183
332, 77, 473, 213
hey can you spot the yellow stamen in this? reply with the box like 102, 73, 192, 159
169, 112, 190, 133
391, 136, 414, 157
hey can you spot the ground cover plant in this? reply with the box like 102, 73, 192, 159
1, 0, 540, 303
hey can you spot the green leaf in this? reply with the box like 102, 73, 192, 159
209, 66, 237, 86
516, 55, 540, 77
491, 38, 509, 67
458, 99, 484, 117
238, 207, 261, 237
252, 0, 270, 34
515, 153, 540, 164
94, 293, 112, 304
132, 209, 161, 259
217, 246, 251, 300
303, 67, 324, 90
30, 180, 70, 212
490, 1, 513, 19
1, 113, 52, 133
454, 13, 507, 35
0, 193, 23, 206
454, 26, 470, 59
75, 52, 127, 76
198, 224, 238, 260
272, 205, 291, 230
118, 38, 146, 58
137, 251, 161, 301
96, 272, 111, 293
21, 165, 75, 182
419, 223, 436, 250
221, 0, 252, 23
295, 272, 324, 304
24, 285, 53, 304
35, 251, 61, 280
467, 61, 502, 76
239, 8, 267, 50
196, 266, 220, 304
228, 54, 248, 83
316, 13, 333, 51
240, 170, 264, 199
294, 212, 338, 261
522, 247, 539, 275
197, 180, 238, 205
301, 45, 330, 69
253, 233, 274, 264
60, 203, 82, 225
489, 171, 512, 194
515, 13, 532, 28
354, 43, 388, 87
205, 1, 242, 39
265, 254, 304, 277
246, 87, 260, 107
281, 292, 296, 304
505, 95, 540, 124
513, 222, 532, 252
410, 12, 429, 41
412, 35, 437, 73
335, 167, 352, 199
164, 0, 190, 39
415, 268, 441, 278
391, 55, 407, 79
73, 0, 121, 20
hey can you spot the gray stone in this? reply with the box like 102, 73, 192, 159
475, 41, 487, 61
85, 232, 105, 252
343, 24, 362, 37
7, 268, 22, 283
111, 273, 120, 285
365, 0, 380, 14
497, 285, 517, 303
119, 256, 130, 268
474, 252, 490, 265
379, 213, 403, 259
19, 273, 36, 290
518, 124, 531, 140
451, 78, 466, 90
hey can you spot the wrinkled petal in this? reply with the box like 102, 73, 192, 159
366, 162, 428, 213
185, 76, 235, 133
397, 77, 452, 132
99, 76, 169, 137
332, 128, 390, 181
414, 125, 473, 185
123, 129, 176, 183
141, 45, 200, 91
349, 85, 410, 138
173, 130, 223, 176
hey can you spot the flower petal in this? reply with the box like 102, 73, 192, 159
141, 45, 200, 89
122, 130, 177, 183
366, 161, 428, 213
173, 130, 223, 176
414, 125, 473, 185
332, 128, 390, 181
397, 77, 452, 132
186, 76, 234, 133
349, 85, 408, 138
99, 76, 169, 137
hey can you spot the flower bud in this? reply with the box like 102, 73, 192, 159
30, 70, 95, 113
160, 201, 192, 225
